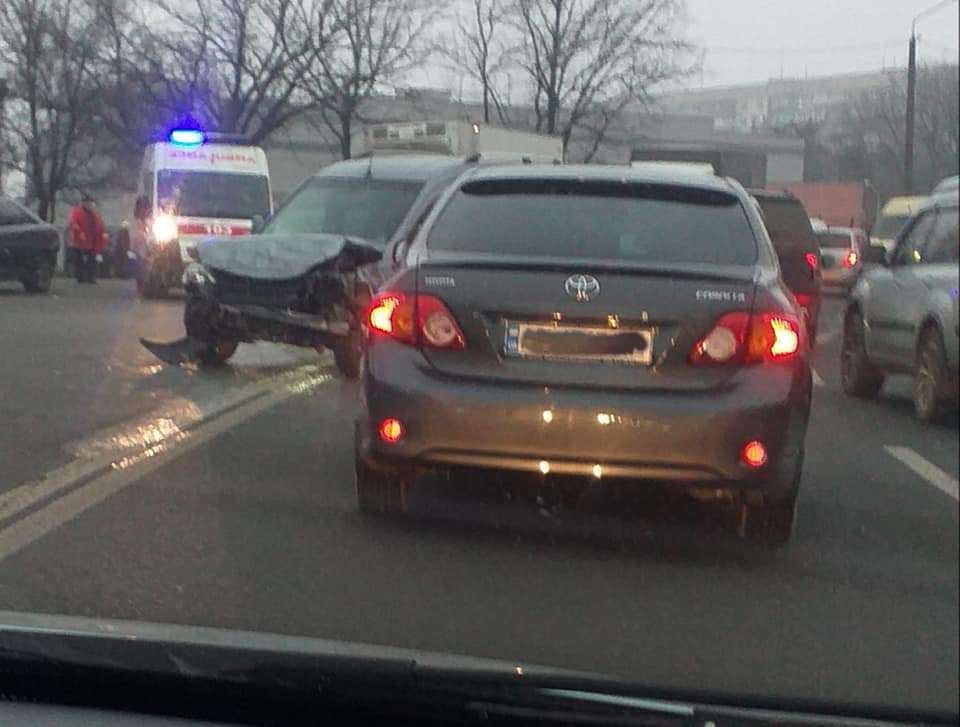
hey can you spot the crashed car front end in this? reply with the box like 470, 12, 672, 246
142, 233, 380, 374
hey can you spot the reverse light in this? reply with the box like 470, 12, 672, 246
689, 312, 749, 365
365, 292, 464, 349
741, 440, 768, 468
378, 418, 404, 443
843, 250, 859, 268
804, 252, 819, 270
151, 214, 178, 243
169, 129, 205, 147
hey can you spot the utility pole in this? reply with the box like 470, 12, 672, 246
0, 77, 7, 196
905, 32, 917, 194
905, 0, 959, 194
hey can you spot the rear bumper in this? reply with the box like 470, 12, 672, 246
359, 342, 811, 496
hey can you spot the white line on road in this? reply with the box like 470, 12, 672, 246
0, 369, 333, 563
812, 369, 825, 387
885, 446, 959, 502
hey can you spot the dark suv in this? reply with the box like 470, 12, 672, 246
358, 165, 813, 544
749, 191, 822, 343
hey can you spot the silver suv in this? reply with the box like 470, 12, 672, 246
842, 189, 959, 422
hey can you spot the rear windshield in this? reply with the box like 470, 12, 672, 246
754, 197, 815, 251
818, 232, 853, 248
427, 180, 758, 266
264, 178, 422, 244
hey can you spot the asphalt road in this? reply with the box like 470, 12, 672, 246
0, 278, 957, 717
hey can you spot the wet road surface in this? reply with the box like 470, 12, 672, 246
0, 278, 957, 716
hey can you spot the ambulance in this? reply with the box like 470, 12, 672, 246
131, 129, 273, 298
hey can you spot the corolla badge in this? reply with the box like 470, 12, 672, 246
564, 274, 600, 302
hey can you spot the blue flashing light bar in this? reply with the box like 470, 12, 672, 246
169, 129, 205, 147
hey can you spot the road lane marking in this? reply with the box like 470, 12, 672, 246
0, 371, 333, 563
812, 369, 825, 387
885, 446, 959, 502
0, 366, 330, 544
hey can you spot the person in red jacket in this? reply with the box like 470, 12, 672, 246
68, 194, 108, 283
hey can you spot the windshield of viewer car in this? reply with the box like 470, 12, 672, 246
427, 181, 758, 266
263, 178, 422, 243
157, 171, 271, 220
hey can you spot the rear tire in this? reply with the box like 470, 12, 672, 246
332, 326, 364, 380
355, 453, 408, 514
914, 329, 951, 424
841, 310, 884, 399
21, 262, 53, 293
738, 495, 798, 547
737, 449, 802, 547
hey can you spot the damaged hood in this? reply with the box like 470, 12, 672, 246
196, 233, 382, 280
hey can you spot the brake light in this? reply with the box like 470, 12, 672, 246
843, 250, 859, 268
804, 252, 819, 270
746, 313, 801, 361
690, 311, 801, 365
379, 418, 404, 443
365, 292, 464, 349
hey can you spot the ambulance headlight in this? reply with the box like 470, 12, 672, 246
151, 214, 178, 243
182, 262, 215, 289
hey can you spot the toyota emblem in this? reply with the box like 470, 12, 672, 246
564, 274, 600, 302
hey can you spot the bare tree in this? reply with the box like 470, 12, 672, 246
442, 0, 512, 124
513, 0, 690, 157
93, 0, 330, 147
0, 0, 103, 220
305, 0, 434, 159
842, 65, 958, 199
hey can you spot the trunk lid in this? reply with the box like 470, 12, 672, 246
416, 255, 757, 392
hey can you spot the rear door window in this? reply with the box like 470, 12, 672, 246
754, 197, 816, 253
427, 180, 758, 266
818, 233, 852, 249
893, 211, 937, 266
0, 199, 36, 226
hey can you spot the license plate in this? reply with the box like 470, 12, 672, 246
504, 322, 653, 364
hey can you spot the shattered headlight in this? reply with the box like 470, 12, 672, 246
182, 262, 216, 289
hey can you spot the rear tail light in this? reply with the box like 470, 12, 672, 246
365, 292, 465, 350
804, 252, 819, 270
690, 311, 802, 365
843, 250, 859, 268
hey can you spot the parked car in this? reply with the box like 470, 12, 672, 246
843, 188, 959, 423
871, 195, 928, 253
749, 190, 822, 343
357, 165, 813, 544
0, 196, 59, 293
817, 226, 866, 291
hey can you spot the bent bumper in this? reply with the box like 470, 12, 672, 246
359, 343, 812, 496
184, 292, 349, 348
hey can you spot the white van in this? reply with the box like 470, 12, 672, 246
131, 130, 273, 298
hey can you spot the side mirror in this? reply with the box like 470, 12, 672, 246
862, 244, 888, 266
133, 196, 150, 220
251, 214, 266, 234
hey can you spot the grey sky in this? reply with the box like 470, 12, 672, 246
683, 0, 960, 88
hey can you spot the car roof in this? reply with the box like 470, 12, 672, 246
313, 154, 472, 182
460, 163, 737, 193
746, 188, 803, 202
